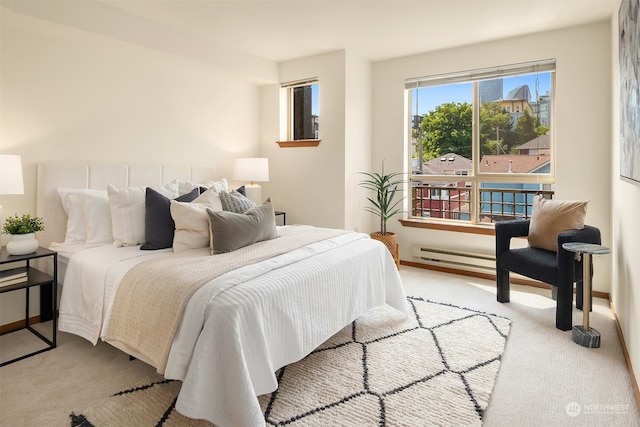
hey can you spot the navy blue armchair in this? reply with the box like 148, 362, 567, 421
495, 219, 601, 331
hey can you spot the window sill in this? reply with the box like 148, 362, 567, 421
399, 218, 495, 236
276, 139, 321, 148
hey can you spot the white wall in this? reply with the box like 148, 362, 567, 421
610, 7, 640, 398
372, 21, 613, 292
344, 53, 373, 232
260, 51, 348, 229
259, 51, 373, 233
0, 9, 266, 324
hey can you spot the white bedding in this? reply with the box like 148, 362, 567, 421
58, 244, 173, 343
48, 242, 90, 284
57, 228, 408, 426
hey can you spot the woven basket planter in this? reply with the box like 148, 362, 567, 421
370, 232, 399, 269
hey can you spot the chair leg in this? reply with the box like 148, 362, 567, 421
497, 268, 510, 303
555, 284, 573, 331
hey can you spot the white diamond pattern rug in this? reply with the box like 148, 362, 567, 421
260, 296, 511, 426
71, 296, 511, 427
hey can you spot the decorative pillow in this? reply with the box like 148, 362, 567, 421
107, 183, 177, 247
141, 187, 200, 250
57, 188, 104, 244
220, 190, 256, 213
207, 199, 278, 254
235, 185, 246, 196
170, 189, 223, 253
528, 195, 588, 252
171, 178, 228, 195
81, 190, 113, 246
206, 179, 229, 194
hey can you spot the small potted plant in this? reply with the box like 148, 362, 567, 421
358, 161, 405, 264
2, 214, 44, 255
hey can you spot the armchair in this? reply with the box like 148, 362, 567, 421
495, 219, 601, 331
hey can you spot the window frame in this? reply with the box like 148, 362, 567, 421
276, 78, 320, 147
404, 59, 556, 227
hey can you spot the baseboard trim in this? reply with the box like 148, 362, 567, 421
399, 260, 610, 299
0, 315, 41, 334
609, 299, 640, 411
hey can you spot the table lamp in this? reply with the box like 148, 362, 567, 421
0, 154, 25, 221
233, 158, 269, 204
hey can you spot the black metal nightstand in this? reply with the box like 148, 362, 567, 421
275, 211, 286, 226
0, 247, 57, 366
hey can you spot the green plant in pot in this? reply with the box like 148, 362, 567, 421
2, 214, 44, 255
358, 161, 405, 263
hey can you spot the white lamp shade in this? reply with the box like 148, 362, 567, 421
233, 158, 269, 183
0, 154, 24, 195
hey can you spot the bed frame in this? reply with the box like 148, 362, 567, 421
36, 162, 220, 249
34, 162, 408, 425
34, 162, 220, 320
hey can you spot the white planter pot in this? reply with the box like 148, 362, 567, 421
6, 233, 39, 255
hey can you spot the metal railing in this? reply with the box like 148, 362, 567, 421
411, 184, 554, 223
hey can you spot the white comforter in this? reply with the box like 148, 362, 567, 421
57, 229, 408, 426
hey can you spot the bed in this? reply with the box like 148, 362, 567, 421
36, 162, 408, 426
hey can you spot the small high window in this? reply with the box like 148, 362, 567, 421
280, 78, 319, 143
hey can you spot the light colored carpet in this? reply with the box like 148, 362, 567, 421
68, 297, 511, 426
1, 267, 638, 426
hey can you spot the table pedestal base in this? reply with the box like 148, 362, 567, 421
572, 325, 601, 348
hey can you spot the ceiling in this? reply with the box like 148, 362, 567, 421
3, 0, 621, 64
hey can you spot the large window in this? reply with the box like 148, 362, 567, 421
282, 78, 319, 141
406, 60, 556, 225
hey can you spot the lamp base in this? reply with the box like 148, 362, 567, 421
244, 184, 262, 205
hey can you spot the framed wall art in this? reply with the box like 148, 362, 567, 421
619, 0, 640, 185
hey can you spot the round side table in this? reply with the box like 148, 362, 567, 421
562, 242, 610, 348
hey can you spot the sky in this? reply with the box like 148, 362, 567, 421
312, 84, 319, 115
412, 72, 552, 115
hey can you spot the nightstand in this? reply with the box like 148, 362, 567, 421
0, 247, 57, 366
275, 211, 286, 226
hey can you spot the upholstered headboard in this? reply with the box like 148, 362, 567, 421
36, 162, 220, 249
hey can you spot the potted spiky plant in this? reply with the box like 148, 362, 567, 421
358, 161, 405, 264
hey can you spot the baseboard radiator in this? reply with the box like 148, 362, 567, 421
411, 245, 496, 275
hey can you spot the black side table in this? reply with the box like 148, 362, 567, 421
0, 247, 57, 366
562, 242, 610, 348
275, 211, 286, 226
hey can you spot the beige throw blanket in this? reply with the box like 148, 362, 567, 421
104, 226, 347, 373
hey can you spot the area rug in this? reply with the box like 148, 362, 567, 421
70, 296, 511, 426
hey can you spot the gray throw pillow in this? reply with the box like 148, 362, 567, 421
220, 190, 256, 213
206, 199, 278, 254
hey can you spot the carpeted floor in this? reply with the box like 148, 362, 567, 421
1, 267, 638, 426
69, 297, 511, 426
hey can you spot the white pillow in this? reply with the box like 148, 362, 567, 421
107, 183, 178, 247
170, 190, 222, 253
58, 189, 87, 244
80, 191, 113, 246
170, 178, 228, 195
206, 178, 228, 194
170, 178, 229, 194
171, 180, 198, 195
57, 188, 106, 244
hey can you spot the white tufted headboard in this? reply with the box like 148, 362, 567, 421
36, 162, 221, 249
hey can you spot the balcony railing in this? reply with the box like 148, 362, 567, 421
411, 184, 554, 223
